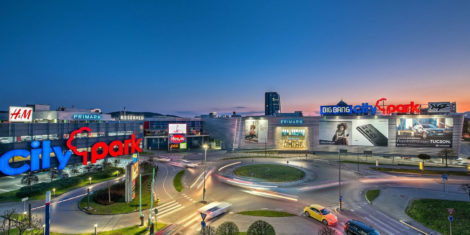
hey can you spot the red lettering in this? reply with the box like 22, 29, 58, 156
21, 110, 32, 120
376, 98, 386, 114
124, 139, 132, 155
91, 142, 108, 164
10, 108, 21, 119
131, 134, 142, 153
109, 140, 123, 157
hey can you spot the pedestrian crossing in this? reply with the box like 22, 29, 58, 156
155, 200, 185, 218
182, 193, 197, 203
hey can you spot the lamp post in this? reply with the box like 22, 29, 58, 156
87, 187, 91, 209
203, 144, 208, 202
94, 224, 97, 235
52, 188, 56, 197
338, 149, 347, 211
89, 177, 92, 185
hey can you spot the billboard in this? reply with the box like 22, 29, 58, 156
396, 116, 453, 147
244, 119, 268, 144
169, 134, 187, 150
428, 102, 451, 113
319, 119, 389, 146
9, 106, 33, 122
169, 123, 187, 134
125, 161, 139, 202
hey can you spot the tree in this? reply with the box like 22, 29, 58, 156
14, 213, 42, 235
438, 149, 455, 168
113, 159, 121, 168
417, 154, 431, 161
216, 222, 239, 235
247, 220, 275, 235
21, 172, 39, 193
0, 209, 16, 235
200, 225, 216, 235
318, 225, 335, 235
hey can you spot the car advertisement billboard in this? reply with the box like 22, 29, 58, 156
244, 119, 268, 144
168, 123, 187, 134
319, 119, 389, 146
396, 116, 453, 147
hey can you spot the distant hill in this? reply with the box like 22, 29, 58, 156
108, 111, 179, 118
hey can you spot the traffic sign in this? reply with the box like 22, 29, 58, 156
448, 215, 454, 222
447, 208, 454, 215
442, 174, 448, 181
200, 212, 207, 221
201, 221, 206, 228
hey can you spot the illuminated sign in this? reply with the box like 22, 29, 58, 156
320, 98, 421, 115
72, 114, 102, 120
169, 124, 187, 134
280, 119, 304, 125
120, 115, 144, 121
428, 102, 451, 113
320, 103, 376, 115
9, 106, 33, 122
170, 134, 186, 144
0, 127, 142, 176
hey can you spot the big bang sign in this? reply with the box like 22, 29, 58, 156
0, 127, 142, 176
320, 98, 420, 115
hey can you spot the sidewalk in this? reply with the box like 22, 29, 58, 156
371, 187, 469, 235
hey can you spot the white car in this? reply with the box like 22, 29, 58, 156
198, 202, 231, 220
182, 159, 200, 168
156, 157, 171, 162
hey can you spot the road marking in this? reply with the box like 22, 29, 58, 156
157, 201, 180, 211
218, 161, 241, 172
400, 220, 429, 235
157, 204, 184, 217
365, 216, 399, 234
182, 214, 201, 228
176, 213, 199, 225
190, 172, 205, 189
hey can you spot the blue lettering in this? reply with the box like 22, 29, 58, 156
30, 141, 41, 171
42, 141, 52, 169
54, 148, 72, 170
0, 150, 30, 176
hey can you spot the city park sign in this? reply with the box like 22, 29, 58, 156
320, 98, 420, 115
0, 127, 142, 176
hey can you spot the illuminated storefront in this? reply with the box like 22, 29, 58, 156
275, 127, 308, 150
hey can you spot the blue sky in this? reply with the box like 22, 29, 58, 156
1, 1, 469, 117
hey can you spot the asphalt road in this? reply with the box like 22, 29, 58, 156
9, 151, 469, 234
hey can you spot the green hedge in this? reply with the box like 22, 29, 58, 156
16, 167, 124, 198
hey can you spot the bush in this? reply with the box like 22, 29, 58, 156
417, 154, 431, 160
247, 220, 275, 235
216, 222, 239, 235
200, 225, 216, 235
93, 175, 150, 205
15, 167, 123, 198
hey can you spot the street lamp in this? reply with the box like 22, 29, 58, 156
94, 224, 97, 235
87, 187, 92, 209
202, 144, 208, 202
52, 188, 56, 197
89, 177, 92, 185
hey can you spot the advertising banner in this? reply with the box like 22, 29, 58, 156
428, 102, 451, 113
9, 106, 33, 122
396, 116, 453, 147
169, 134, 187, 150
244, 119, 268, 144
125, 161, 139, 202
168, 124, 187, 134
319, 119, 389, 146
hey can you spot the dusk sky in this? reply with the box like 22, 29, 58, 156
1, 1, 469, 117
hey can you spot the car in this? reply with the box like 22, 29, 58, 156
412, 124, 446, 139
156, 157, 171, 162
198, 202, 231, 220
303, 204, 337, 226
181, 159, 200, 168
344, 220, 380, 235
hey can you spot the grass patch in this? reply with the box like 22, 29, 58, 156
79, 163, 156, 215
406, 199, 470, 235
238, 210, 295, 217
174, 170, 185, 192
5, 224, 166, 235
0, 167, 124, 203
374, 167, 470, 176
233, 164, 305, 182
365, 189, 380, 202
222, 156, 286, 160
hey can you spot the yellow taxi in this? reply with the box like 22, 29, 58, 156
303, 204, 338, 226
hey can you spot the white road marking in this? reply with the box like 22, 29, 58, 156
190, 172, 205, 189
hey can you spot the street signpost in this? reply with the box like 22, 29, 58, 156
442, 174, 448, 192
201, 212, 207, 230
447, 208, 454, 235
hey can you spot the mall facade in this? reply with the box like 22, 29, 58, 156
203, 100, 464, 156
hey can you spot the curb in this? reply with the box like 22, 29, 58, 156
399, 220, 429, 235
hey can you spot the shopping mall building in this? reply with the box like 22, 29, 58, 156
203, 99, 465, 156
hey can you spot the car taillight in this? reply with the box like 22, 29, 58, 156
344, 224, 347, 229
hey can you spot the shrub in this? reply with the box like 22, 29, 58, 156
247, 220, 275, 235
216, 222, 239, 235
200, 225, 216, 235
417, 154, 431, 160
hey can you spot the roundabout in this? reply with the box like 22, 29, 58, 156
233, 163, 306, 182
